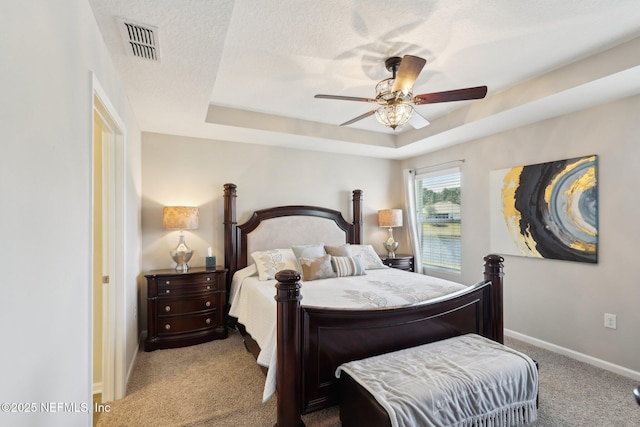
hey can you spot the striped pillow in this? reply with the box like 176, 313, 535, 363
331, 256, 365, 277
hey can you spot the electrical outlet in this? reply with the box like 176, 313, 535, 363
604, 313, 617, 329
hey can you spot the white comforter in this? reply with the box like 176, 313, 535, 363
228, 265, 467, 402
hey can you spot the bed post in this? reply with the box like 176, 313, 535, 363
352, 189, 363, 244
223, 183, 237, 294
274, 270, 304, 427
483, 254, 504, 344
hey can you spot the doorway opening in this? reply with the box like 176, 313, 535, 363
92, 76, 127, 414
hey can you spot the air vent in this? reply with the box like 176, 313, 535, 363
118, 18, 161, 62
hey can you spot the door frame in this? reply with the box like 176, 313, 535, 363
92, 74, 127, 402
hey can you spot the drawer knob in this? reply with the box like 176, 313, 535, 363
165, 305, 171, 312
165, 280, 170, 285
165, 289, 171, 294
205, 301, 211, 307
206, 285, 211, 290
164, 324, 171, 330
206, 277, 211, 281
205, 318, 211, 324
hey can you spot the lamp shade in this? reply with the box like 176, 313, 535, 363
378, 209, 403, 228
163, 206, 199, 230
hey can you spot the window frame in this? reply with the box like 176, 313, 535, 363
414, 166, 462, 275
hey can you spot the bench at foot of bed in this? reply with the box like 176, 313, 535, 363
336, 334, 539, 427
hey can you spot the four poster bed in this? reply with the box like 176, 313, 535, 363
223, 183, 505, 426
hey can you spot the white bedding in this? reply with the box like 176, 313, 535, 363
228, 266, 468, 402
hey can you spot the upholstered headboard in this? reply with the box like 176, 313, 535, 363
223, 183, 363, 289
242, 216, 350, 257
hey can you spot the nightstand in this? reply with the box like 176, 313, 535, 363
380, 254, 414, 272
144, 267, 227, 351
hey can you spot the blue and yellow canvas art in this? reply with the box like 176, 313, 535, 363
490, 155, 598, 263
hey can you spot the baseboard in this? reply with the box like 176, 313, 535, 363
505, 329, 640, 382
126, 347, 138, 388
93, 382, 102, 395
123, 332, 143, 393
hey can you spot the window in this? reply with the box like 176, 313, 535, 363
414, 167, 461, 274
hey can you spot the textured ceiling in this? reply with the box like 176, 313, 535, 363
89, 0, 640, 159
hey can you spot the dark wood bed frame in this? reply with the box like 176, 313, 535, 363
223, 183, 504, 427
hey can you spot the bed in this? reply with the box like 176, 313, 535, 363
222, 183, 505, 427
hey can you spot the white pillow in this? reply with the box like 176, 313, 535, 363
251, 249, 299, 281
347, 244, 388, 270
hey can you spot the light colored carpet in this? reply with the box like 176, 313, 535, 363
96, 329, 339, 427
505, 337, 640, 427
96, 330, 640, 426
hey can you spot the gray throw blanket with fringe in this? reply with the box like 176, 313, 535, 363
336, 334, 538, 427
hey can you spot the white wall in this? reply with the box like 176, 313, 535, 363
140, 132, 402, 328
402, 94, 640, 376
0, 2, 141, 426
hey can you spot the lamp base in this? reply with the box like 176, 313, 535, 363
170, 232, 194, 271
383, 241, 399, 258
170, 250, 194, 271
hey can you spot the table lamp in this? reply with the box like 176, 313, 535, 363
378, 209, 403, 258
163, 206, 199, 271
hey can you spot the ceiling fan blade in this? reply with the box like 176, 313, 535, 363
315, 94, 376, 103
414, 86, 488, 104
409, 111, 430, 129
340, 110, 376, 126
391, 55, 426, 95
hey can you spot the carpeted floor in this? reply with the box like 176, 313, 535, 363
505, 338, 640, 427
96, 330, 640, 426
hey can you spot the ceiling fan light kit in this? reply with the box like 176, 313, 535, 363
374, 71, 415, 129
315, 55, 488, 131
375, 104, 413, 130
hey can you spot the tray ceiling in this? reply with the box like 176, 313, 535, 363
89, 0, 640, 159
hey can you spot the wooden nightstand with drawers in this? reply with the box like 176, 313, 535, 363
144, 267, 227, 351
380, 254, 415, 272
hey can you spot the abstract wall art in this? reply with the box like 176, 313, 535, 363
490, 155, 598, 263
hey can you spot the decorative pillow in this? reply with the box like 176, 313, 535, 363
331, 256, 366, 277
347, 244, 388, 270
324, 244, 350, 257
299, 255, 336, 281
251, 249, 299, 281
292, 244, 327, 279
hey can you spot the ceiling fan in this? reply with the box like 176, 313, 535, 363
315, 55, 488, 130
